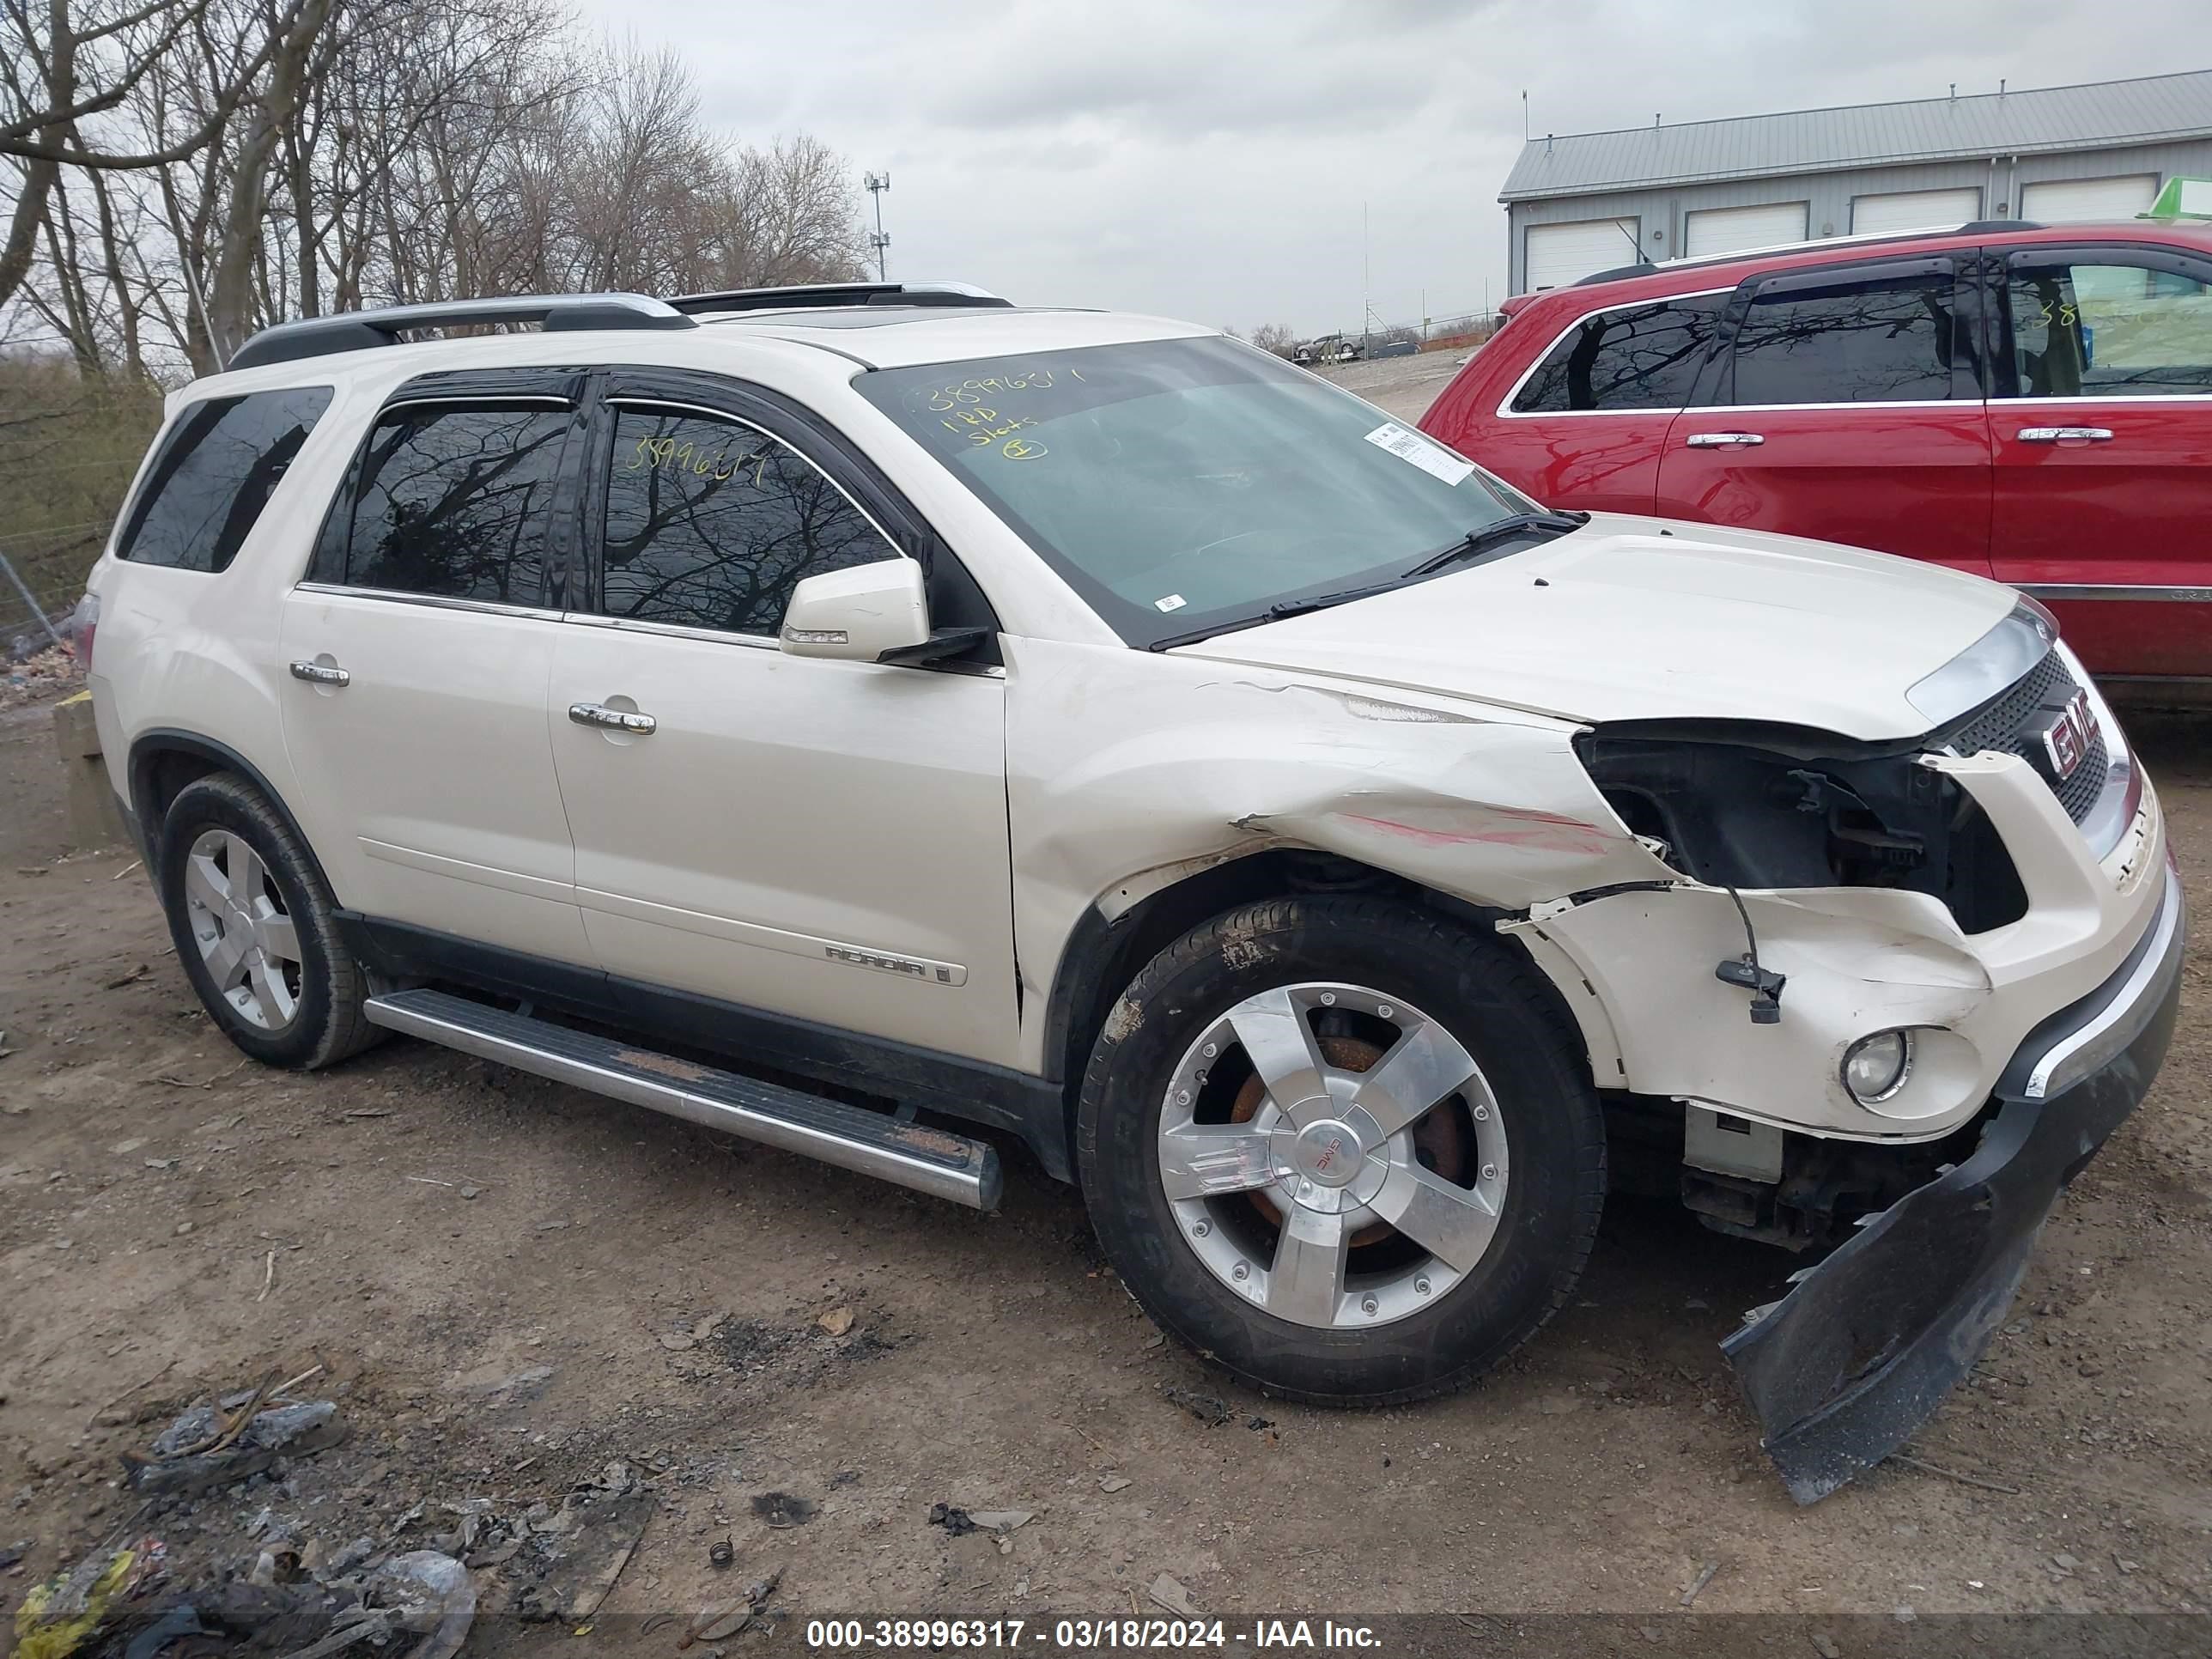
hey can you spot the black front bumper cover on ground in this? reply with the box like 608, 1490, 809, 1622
1722, 862, 2187, 1504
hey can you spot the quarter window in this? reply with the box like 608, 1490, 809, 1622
597, 409, 895, 634
1728, 269, 1965, 404
315, 405, 568, 603
1511, 295, 1728, 413
117, 386, 331, 572
2002, 258, 2212, 397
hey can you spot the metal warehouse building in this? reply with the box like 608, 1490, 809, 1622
1501, 70, 2212, 294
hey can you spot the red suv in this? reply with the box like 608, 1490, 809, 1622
1421, 220, 2212, 685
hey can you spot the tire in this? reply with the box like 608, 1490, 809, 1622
1076, 896, 1604, 1405
156, 773, 381, 1070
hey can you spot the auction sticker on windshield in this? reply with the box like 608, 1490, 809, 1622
1364, 422, 1474, 487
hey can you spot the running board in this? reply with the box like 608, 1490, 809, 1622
363, 988, 1001, 1211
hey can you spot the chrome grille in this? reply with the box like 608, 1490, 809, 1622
1940, 650, 2106, 825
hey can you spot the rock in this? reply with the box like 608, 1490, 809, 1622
1147, 1573, 1203, 1617
174, 1222, 194, 1236
1099, 1475, 1132, 1493
1810, 1634, 1841, 1659
749, 1492, 814, 1529
927, 1503, 975, 1536
817, 1307, 854, 1337
1160, 1386, 1232, 1427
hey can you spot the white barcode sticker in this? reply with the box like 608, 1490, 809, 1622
1365, 422, 1474, 487
1154, 592, 1187, 613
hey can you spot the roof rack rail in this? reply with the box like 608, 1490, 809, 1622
667, 280, 1013, 315
227, 293, 695, 373
1564, 217, 2060, 294
1574, 261, 1660, 286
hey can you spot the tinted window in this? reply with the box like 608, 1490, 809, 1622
598, 410, 894, 634
1729, 269, 1964, 404
116, 386, 331, 571
1511, 295, 1727, 412
321, 406, 568, 603
2003, 258, 2212, 397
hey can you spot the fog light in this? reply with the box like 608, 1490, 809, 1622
1842, 1030, 1913, 1105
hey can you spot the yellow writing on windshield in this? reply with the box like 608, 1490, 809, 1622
921, 366, 1087, 412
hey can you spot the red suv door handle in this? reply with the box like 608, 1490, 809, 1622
1683, 432, 1765, 448
2016, 427, 2114, 443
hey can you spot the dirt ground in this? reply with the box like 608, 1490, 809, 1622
3, 658, 2209, 1654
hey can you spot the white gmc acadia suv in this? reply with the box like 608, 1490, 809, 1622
81, 283, 2183, 1501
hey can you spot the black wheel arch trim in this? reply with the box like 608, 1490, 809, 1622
125, 728, 340, 901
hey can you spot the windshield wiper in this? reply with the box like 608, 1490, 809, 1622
1401, 509, 1589, 580
1150, 508, 1591, 650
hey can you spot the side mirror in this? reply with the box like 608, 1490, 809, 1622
780, 558, 931, 661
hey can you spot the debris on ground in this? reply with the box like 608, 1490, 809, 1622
748, 1491, 815, 1529
684, 1568, 781, 1646
1099, 1474, 1132, 1493
1147, 1572, 1203, 1617
1160, 1385, 1233, 1427
817, 1306, 854, 1336
507, 1469, 656, 1624
708, 1536, 735, 1568
1243, 1413, 1274, 1432
0, 1539, 32, 1570
12, 1538, 162, 1659
967, 1510, 1033, 1533
0, 645, 80, 711
123, 1397, 348, 1498
927, 1503, 976, 1537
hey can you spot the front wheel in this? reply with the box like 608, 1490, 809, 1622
1076, 896, 1604, 1405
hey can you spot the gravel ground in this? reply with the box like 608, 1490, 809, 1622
1, 676, 2207, 1655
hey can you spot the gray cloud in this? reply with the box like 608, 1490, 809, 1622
606, 0, 2209, 337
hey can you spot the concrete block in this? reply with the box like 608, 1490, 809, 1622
53, 690, 130, 850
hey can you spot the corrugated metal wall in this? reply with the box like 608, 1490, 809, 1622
1504, 137, 2212, 292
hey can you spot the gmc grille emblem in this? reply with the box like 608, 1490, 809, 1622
2039, 688, 2094, 784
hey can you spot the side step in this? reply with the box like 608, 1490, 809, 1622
363, 988, 1001, 1211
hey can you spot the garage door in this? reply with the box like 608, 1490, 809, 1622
1525, 218, 1640, 291
1851, 186, 1982, 235
1683, 201, 1808, 258
2021, 174, 2159, 223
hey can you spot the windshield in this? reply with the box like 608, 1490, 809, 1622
854, 336, 1538, 647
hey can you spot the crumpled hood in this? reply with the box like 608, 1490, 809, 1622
1169, 514, 2018, 742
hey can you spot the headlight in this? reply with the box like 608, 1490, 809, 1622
1842, 1030, 1913, 1105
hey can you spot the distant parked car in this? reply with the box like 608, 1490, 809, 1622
1421, 219, 2212, 687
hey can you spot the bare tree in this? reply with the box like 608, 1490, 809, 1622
1247, 321, 1297, 358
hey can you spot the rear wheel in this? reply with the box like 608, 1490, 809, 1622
157, 775, 380, 1069
1077, 896, 1603, 1404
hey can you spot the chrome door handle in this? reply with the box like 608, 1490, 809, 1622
1683, 431, 1765, 448
2017, 426, 2114, 443
289, 660, 349, 686
568, 702, 657, 734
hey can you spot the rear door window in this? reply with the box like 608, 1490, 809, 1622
593, 406, 896, 635
2000, 254, 2212, 397
1510, 295, 1728, 412
1726, 263, 1970, 404
116, 386, 331, 572
313, 405, 569, 605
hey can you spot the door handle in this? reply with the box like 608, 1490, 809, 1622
1683, 431, 1765, 448
2016, 426, 2114, 443
568, 702, 657, 735
288, 660, 349, 686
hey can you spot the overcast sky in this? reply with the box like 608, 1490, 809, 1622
574, 0, 2209, 337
